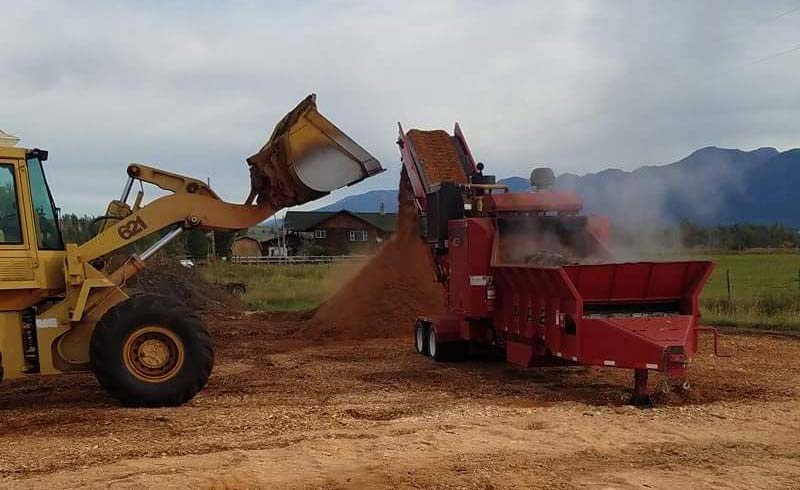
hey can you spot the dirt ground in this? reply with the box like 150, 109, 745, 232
1, 313, 799, 490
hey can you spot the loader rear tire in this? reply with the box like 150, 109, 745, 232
90, 294, 213, 407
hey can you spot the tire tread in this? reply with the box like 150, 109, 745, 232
90, 294, 213, 406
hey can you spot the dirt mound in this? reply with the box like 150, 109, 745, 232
302, 169, 446, 339
126, 257, 242, 312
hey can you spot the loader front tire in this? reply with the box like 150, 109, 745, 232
90, 294, 213, 406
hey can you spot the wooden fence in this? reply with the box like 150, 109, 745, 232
230, 255, 370, 265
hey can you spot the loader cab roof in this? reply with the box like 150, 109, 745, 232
0, 145, 26, 159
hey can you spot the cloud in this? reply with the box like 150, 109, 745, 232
1, 0, 798, 214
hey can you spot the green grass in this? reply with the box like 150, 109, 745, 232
699, 253, 800, 330
702, 253, 800, 298
200, 261, 361, 311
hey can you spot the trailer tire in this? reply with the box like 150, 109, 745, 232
90, 294, 214, 407
427, 327, 440, 360
414, 320, 429, 356
428, 327, 467, 362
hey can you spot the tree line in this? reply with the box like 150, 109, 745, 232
612, 220, 800, 251
678, 221, 799, 250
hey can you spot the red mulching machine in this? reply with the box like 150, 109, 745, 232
398, 124, 717, 404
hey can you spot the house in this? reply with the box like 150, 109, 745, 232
283, 209, 397, 254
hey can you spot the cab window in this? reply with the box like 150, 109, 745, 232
27, 157, 63, 250
0, 164, 23, 244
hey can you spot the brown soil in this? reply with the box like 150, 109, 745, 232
304, 169, 446, 339
125, 257, 242, 312
407, 129, 468, 185
1, 314, 799, 489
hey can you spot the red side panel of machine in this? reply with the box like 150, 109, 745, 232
492, 265, 582, 367
578, 316, 694, 375
397, 123, 430, 210
448, 218, 494, 317
562, 261, 712, 309
492, 260, 713, 377
453, 123, 478, 172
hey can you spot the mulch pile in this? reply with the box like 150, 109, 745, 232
125, 257, 242, 312
301, 169, 447, 339
299, 127, 475, 339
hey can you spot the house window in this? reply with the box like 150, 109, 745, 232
349, 229, 368, 242
314, 229, 327, 239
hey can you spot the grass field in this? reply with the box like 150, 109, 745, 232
201, 261, 365, 311
699, 253, 800, 330
202, 253, 800, 330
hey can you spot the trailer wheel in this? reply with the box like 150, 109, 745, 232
414, 320, 429, 356
427, 327, 467, 362
90, 294, 214, 406
427, 327, 440, 360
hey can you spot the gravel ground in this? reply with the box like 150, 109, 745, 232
0, 312, 798, 489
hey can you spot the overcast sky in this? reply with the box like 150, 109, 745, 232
2, 1, 799, 215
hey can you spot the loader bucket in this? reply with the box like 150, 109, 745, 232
247, 94, 384, 209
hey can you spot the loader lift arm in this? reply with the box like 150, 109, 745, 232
81, 163, 276, 270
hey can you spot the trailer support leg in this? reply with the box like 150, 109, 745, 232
629, 369, 653, 406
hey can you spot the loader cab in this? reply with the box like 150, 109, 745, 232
0, 147, 63, 252
0, 134, 66, 311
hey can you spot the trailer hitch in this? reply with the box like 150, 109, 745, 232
696, 326, 731, 357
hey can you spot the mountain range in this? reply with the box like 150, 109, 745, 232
318, 146, 800, 227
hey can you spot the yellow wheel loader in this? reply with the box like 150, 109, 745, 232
0, 95, 382, 406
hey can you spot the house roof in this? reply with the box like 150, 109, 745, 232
284, 210, 397, 232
